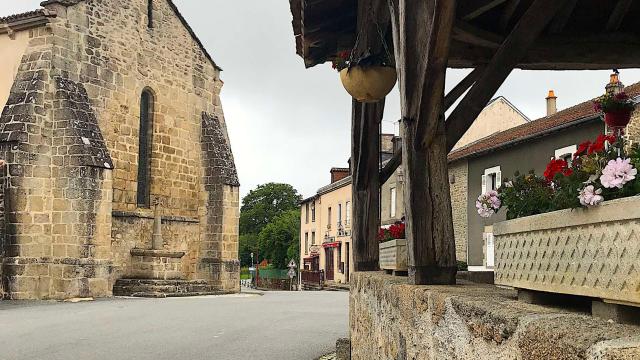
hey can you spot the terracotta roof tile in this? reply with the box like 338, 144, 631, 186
448, 82, 640, 162
0, 9, 49, 23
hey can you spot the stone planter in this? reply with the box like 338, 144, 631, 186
339, 66, 397, 103
379, 239, 407, 273
494, 195, 640, 306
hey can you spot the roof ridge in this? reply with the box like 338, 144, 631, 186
448, 80, 640, 162
0, 9, 54, 23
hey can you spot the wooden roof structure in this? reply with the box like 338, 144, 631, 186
291, 0, 640, 70
289, 0, 640, 285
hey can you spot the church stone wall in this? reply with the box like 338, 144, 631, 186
0, 0, 239, 299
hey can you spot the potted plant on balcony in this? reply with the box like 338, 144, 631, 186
378, 222, 407, 274
593, 91, 635, 131
477, 132, 640, 305
332, 50, 397, 103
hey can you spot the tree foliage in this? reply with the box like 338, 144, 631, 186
238, 183, 302, 268
257, 210, 300, 269
240, 183, 302, 235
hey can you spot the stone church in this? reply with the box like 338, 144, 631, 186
0, 0, 240, 299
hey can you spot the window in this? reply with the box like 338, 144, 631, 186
390, 188, 397, 218
327, 207, 332, 229
338, 203, 342, 225
481, 166, 501, 194
137, 89, 154, 208
304, 233, 309, 255
305, 203, 309, 224
147, 0, 154, 28
555, 145, 577, 166
311, 231, 316, 245
311, 202, 316, 222
345, 201, 351, 226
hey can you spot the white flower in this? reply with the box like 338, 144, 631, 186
600, 158, 637, 189
476, 191, 501, 218
578, 185, 604, 207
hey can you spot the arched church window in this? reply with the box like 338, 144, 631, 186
137, 89, 154, 208
147, 0, 154, 28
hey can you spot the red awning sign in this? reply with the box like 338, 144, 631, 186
322, 242, 340, 248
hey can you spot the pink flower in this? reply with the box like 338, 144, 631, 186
476, 190, 501, 218
578, 185, 604, 207
600, 158, 637, 189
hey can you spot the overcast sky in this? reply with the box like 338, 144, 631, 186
4, 1, 640, 199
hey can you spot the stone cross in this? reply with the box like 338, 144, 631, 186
152, 199, 163, 250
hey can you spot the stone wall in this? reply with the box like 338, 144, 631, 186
627, 105, 640, 145
350, 272, 640, 360
448, 160, 468, 262
0, 0, 239, 299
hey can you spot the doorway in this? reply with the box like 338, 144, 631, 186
345, 243, 350, 283
325, 248, 334, 281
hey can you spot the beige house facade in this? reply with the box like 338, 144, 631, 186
0, 0, 240, 300
300, 98, 528, 285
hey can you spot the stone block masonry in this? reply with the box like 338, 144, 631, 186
0, 0, 240, 299
350, 272, 640, 359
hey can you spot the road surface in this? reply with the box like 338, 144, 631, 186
0, 290, 348, 360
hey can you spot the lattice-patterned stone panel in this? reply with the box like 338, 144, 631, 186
495, 196, 640, 305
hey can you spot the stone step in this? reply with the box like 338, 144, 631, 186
113, 278, 222, 297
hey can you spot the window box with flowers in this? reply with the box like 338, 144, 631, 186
476, 130, 640, 305
378, 223, 407, 274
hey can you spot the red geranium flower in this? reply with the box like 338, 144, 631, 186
544, 158, 571, 181
389, 223, 405, 239
588, 134, 616, 154
574, 141, 591, 158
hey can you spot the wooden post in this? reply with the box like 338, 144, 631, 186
389, 0, 457, 285
351, 99, 384, 271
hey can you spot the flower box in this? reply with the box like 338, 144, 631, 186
494, 195, 640, 306
379, 239, 408, 272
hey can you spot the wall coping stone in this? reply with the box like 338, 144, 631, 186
350, 272, 640, 359
494, 195, 640, 236
112, 211, 199, 224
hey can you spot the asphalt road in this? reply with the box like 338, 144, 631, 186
0, 290, 348, 360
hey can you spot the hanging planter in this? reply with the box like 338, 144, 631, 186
604, 110, 632, 128
332, 43, 396, 103
594, 91, 635, 131
339, 66, 397, 103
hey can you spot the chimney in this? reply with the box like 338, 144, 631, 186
606, 71, 624, 95
380, 133, 395, 153
330, 168, 350, 184
546, 90, 557, 116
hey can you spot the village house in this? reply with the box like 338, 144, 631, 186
0, 0, 240, 300
451, 75, 640, 271
300, 98, 528, 287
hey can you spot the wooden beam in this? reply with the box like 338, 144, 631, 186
379, 149, 401, 185
461, 0, 509, 21
374, 76, 478, 185
350, 0, 388, 272
607, 0, 633, 32
448, 33, 640, 70
548, 0, 578, 34
500, 0, 521, 31
453, 21, 504, 49
446, 0, 571, 152
444, 67, 485, 111
351, 99, 383, 272
389, 0, 458, 285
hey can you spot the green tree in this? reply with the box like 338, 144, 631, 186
240, 183, 302, 235
238, 233, 259, 266
257, 210, 300, 269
